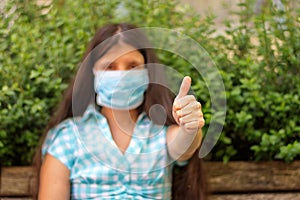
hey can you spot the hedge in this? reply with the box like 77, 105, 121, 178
0, 0, 299, 165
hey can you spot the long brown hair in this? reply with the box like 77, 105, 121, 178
33, 23, 207, 200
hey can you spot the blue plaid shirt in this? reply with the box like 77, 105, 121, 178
42, 105, 185, 199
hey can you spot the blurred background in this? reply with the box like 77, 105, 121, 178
0, 0, 299, 166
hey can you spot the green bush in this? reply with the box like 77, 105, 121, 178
208, 0, 300, 162
0, 0, 299, 165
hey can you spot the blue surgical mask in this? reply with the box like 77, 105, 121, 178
94, 69, 149, 110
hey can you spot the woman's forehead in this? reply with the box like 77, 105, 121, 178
97, 43, 143, 63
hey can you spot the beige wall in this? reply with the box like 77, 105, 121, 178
180, 0, 240, 23
181, 0, 299, 21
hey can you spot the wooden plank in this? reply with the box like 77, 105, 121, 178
1, 161, 300, 196
0, 198, 32, 200
206, 161, 300, 193
211, 193, 300, 200
1, 193, 300, 200
0, 167, 36, 196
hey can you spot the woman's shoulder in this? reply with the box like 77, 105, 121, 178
48, 118, 77, 137
43, 118, 77, 150
45, 105, 100, 140
53, 118, 75, 130
42, 118, 79, 169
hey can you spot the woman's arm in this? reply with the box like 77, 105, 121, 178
167, 125, 202, 161
39, 154, 70, 200
167, 76, 204, 161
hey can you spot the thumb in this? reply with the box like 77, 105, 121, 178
176, 76, 191, 99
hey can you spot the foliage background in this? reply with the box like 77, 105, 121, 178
0, 0, 299, 165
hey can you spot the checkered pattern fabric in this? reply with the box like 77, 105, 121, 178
42, 105, 182, 199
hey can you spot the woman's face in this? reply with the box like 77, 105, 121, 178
94, 43, 145, 71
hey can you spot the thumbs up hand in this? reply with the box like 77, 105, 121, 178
172, 76, 205, 133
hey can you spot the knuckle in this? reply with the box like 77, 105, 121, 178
197, 101, 202, 108
198, 110, 203, 117
184, 95, 195, 101
189, 95, 196, 101
191, 101, 198, 107
199, 119, 205, 126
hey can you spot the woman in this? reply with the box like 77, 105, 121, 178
34, 23, 207, 200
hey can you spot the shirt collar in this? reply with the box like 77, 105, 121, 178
80, 104, 102, 122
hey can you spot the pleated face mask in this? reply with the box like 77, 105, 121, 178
94, 69, 149, 110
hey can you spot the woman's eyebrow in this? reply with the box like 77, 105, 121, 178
131, 56, 145, 63
99, 61, 112, 66
129, 59, 143, 65
95, 60, 113, 69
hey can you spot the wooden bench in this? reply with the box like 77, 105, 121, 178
1, 161, 300, 199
